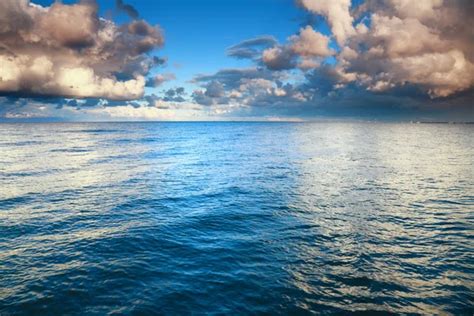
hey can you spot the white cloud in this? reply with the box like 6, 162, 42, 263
0, 0, 164, 100
290, 26, 334, 57
298, 0, 355, 45
262, 26, 333, 70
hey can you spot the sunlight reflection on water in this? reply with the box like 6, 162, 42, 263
0, 122, 473, 315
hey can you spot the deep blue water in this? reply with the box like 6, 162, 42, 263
0, 122, 473, 315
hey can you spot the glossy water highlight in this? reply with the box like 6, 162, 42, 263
0, 122, 473, 315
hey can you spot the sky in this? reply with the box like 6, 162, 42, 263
0, 0, 473, 121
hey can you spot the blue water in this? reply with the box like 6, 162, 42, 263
0, 122, 473, 315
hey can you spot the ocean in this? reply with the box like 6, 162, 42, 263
0, 122, 473, 315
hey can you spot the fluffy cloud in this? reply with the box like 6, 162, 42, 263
340, 0, 474, 97
0, 0, 164, 100
192, 80, 229, 106
298, 0, 355, 45
258, 0, 474, 99
290, 26, 334, 58
188, 0, 473, 120
261, 26, 333, 70
228, 28, 333, 71
2, 0, 472, 121
191, 67, 309, 109
259, 0, 474, 100
262, 46, 296, 70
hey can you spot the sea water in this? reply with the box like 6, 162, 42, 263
0, 122, 473, 314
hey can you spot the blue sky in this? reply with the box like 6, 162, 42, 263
0, 0, 472, 121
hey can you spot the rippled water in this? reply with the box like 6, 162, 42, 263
0, 122, 473, 315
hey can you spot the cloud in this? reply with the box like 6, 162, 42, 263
162, 87, 187, 102
226, 35, 277, 59
298, 0, 355, 45
339, 1, 474, 97
262, 46, 297, 70
192, 80, 230, 106
141, 86, 188, 108
193, 68, 278, 89
261, 26, 333, 70
187, 0, 473, 120
0, 0, 165, 100
191, 66, 309, 108
261, 0, 474, 98
146, 73, 176, 87
1, 0, 472, 121
227, 28, 333, 71
116, 0, 139, 19
204, 81, 226, 98
290, 26, 334, 58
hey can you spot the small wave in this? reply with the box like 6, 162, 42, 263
50, 147, 92, 153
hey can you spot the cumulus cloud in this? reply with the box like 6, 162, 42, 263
162, 87, 187, 102
188, 0, 473, 120
261, 26, 333, 70
289, 26, 334, 57
192, 80, 230, 106
298, 0, 355, 45
2, 0, 472, 121
191, 67, 309, 109
259, 0, 474, 98
262, 46, 297, 70
0, 0, 165, 100
340, 0, 474, 97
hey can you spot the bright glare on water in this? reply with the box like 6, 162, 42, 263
0, 122, 473, 315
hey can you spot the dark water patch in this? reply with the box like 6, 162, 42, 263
62, 129, 123, 134
1, 140, 44, 146
50, 147, 92, 153
1, 170, 49, 178
427, 198, 465, 205
0, 195, 36, 210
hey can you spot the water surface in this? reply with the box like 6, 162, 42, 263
0, 122, 473, 315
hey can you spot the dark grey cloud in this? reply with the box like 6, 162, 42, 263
193, 68, 278, 90
139, 87, 188, 108
191, 67, 282, 106
153, 56, 168, 67
191, 67, 307, 108
191, 90, 219, 106
191, 80, 233, 106
162, 87, 187, 103
204, 81, 225, 98
116, 0, 139, 19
